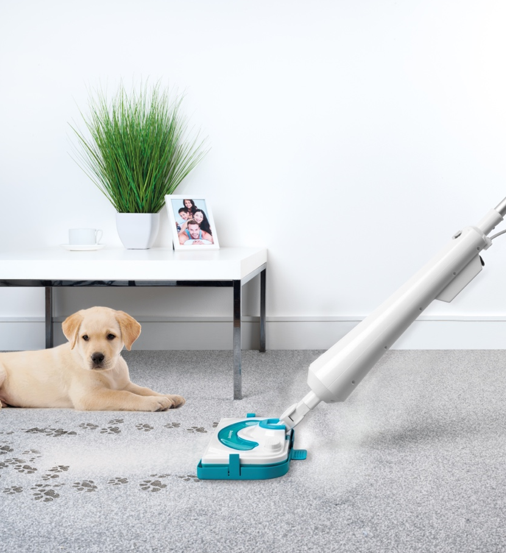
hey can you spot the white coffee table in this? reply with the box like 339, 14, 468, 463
0, 246, 267, 400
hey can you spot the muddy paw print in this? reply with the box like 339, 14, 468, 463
5, 458, 25, 466
0, 445, 14, 455
164, 422, 181, 429
108, 418, 124, 425
14, 463, 37, 474
178, 474, 200, 483
187, 426, 207, 434
136, 424, 154, 432
26, 428, 77, 437
73, 480, 97, 492
212, 422, 219, 428
79, 423, 99, 431
25, 427, 48, 435
3, 486, 23, 495
42, 466, 69, 480
32, 483, 63, 502
108, 477, 128, 486
0, 458, 18, 470
23, 449, 42, 462
140, 478, 167, 492
49, 428, 77, 437
100, 426, 121, 435
49, 465, 69, 474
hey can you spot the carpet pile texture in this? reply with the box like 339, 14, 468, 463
1, 349, 506, 552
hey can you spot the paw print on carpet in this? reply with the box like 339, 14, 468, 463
109, 418, 124, 425
42, 466, 69, 481
140, 474, 170, 492
187, 426, 207, 434
14, 463, 37, 474
3, 486, 23, 495
48, 465, 69, 474
25, 427, 77, 437
73, 480, 98, 492
23, 449, 42, 462
0, 444, 14, 455
108, 477, 128, 486
0, 458, 21, 470
31, 483, 64, 502
136, 424, 154, 432
164, 422, 181, 429
177, 474, 200, 483
79, 423, 99, 431
100, 426, 121, 435
2, 458, 25, 468
140, 479, 167, 492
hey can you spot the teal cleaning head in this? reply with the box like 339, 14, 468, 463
197, 415, 307, 480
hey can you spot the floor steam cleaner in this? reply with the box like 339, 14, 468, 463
197, 197, 506, 480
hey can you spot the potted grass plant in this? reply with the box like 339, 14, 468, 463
70, 82, 208, 249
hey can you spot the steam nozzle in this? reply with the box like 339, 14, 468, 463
278, 391, 321, 431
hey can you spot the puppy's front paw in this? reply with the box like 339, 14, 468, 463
146, 396, 173, 412
165, 395, 185, 409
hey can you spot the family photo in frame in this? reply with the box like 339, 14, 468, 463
165, 195, 220, 250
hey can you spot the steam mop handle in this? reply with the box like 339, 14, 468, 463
495, 197, 506, 218
279, 197, 506, 430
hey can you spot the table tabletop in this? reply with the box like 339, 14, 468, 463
0, 247, 267, 281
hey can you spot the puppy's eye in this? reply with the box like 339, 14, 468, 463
107, 334, 116, 340
82, 335, 89, 341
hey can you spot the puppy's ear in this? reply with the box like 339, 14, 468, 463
115, 310, 141, 351
62, 311, 84, 349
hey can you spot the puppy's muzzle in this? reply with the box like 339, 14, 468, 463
91, 352, 105, 369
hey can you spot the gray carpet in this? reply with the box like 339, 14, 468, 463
2, 349, 506, 552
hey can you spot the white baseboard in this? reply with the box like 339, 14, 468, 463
0, 316, 506, 351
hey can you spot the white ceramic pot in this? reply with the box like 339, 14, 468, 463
116, 212, 160, 249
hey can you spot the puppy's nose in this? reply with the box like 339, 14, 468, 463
91, 352, 105, 365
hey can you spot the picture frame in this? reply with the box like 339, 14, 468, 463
164, 195, 220, 250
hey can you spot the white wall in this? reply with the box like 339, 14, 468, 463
1, 0, 506, 350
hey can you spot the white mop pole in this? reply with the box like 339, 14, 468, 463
279, 198, 506, 430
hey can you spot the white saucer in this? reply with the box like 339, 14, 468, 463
61, 244, 104, 251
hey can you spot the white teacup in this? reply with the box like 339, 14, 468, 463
69, 228, 103, 245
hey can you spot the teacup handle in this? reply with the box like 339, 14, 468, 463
95, 229, 103, 244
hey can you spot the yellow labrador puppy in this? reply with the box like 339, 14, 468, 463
0, 306, 185, 412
